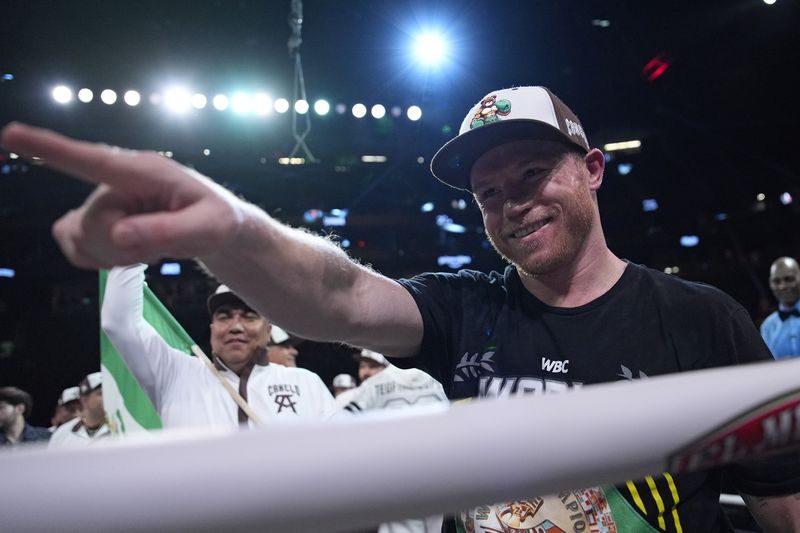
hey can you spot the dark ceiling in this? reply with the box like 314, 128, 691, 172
1, 0, 798, 420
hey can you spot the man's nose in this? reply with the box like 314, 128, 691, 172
228, 315, 245, 331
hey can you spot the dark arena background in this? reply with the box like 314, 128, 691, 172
1, 0, 798, 439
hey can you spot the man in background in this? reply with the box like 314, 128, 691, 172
0, 386, 51, 446
761, 256, 800, 359
49, 372, 111, 448
267, 325, 300, 367
49, 386, 81, 431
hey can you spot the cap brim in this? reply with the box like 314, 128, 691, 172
430, 119, 588, 191
207, 292, 248, 317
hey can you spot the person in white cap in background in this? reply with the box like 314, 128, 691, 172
8, 82, 800, 530
341, 349, 448, 533
331, 373, 356, 397
49, 372, 110, 449
266, 325, 299, 367
100, 264, 335, 429
49, 386, 81, 431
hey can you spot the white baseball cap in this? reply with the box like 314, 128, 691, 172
270, 325, 290, 344
431, 86, 590, 191
59, 386, 81, 405
332, 374, 356, 389
357, 349, 389, 366
79, 371, 102, 394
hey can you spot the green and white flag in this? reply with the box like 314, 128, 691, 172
99, 270, 196, 434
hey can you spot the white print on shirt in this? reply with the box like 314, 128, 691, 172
454, 350, 496, 382
541, 357, 569, 373
479, 376, 584, 399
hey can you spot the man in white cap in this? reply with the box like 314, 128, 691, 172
266, 325, 299, 367
331, 373, 356, 397
340, 350, 448, 533
49, 386, 81, 430
49, 372, 110, 449
7, 84, 800, 530
100, 265, 335, 428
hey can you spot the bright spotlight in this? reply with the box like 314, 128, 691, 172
414, 33, 447, 65
77, 88, 93, 103
191, 93, 207, 109
352, 103, 367, 118
164, 88, 190, 112
52, 86, 73, 104
763, 0, 776, 4
371, 104, 386, 119
123, 90, 141, 106
231, 93, 252, 114
100, 89, 117, 105
294, 99, 309, 114
314, 99, 330, 115
407, 105, 422, 121
253, 93, 272, 115
275, 98, 290, 113
212, 94, 229, 111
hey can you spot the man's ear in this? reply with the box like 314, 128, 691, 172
14, 403, 25, 417
584, 148, 605, 191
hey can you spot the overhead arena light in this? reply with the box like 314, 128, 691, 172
192, 93, 208, 110
407, 105, 422, 121
52, 85, 73, 104
294, 99, 309, 114
164, 88, 190, 112
361, 155, 387, 163
604, 140, 641, 152
123, 90, 141, 106
314, 99, 330, 115
371, 104, 386, 119
413, 33, 447, 65
253, 93, 272, 115
278, 157, 305, 165
100, 89, 117, 105
274, 98, 290, 113
212, 94, 229, 111
0, 268, 15, 278
352, 103, 367, 118
680, 235, 700, 248
231, 93, 252, 114
77, 88, 93, 103
437, 255, 472, 269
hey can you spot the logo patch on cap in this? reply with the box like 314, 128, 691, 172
469, 95, 512, 129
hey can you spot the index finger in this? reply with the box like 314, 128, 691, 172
1, 122, 156, 189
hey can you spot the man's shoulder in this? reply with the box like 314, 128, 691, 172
629, 262, 742, 312
52, 416, 82, 435
24, 423, 53, 442
262, 364, 325, 385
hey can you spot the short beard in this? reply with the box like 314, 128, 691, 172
488, 192, 595, 278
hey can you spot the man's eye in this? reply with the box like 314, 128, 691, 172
523, 168, 545, 180
478, 188, 498, 201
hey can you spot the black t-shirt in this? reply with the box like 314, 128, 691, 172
398, 262, 800, 533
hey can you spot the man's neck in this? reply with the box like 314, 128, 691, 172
518, 244, 626, 308
3, 416, 25, 443
82, 414, 105, 431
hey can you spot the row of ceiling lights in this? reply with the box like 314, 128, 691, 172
50, 86, 424, 120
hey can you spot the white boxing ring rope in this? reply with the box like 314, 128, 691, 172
3, 357, 800, 532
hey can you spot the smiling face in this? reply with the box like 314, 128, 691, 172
470, 140, 604, 278
209, 303, 271, 374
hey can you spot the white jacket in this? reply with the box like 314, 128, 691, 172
102, 265, 335, 429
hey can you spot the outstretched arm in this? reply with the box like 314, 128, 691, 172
2, 123, 423, 357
